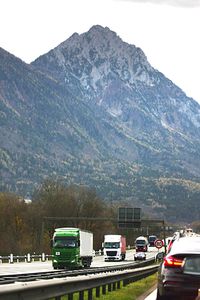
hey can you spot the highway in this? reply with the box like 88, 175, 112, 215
0, 247, 159, 275
0, 248, 160, 300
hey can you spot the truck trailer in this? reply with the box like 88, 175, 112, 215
103, 234, 126, 261
51, 227, 93, 269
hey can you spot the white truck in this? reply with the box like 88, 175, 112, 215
103, 234, 126, 261
135, 236, 148, 252
51, 227, 93, 269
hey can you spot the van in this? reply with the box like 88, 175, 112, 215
148, 235, 157, 247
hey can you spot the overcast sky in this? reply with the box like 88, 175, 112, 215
1, 0, 200, 103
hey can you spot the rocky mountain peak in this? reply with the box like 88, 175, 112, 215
60, 25, 126, 54
1, 26, 200, 222
33, 25, 153, 87
32, 25, 200, 136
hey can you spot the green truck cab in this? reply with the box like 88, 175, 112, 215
51, 227, 93, 269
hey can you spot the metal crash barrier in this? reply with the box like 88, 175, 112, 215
0, 265, 158, 300
0, 253, 52, 263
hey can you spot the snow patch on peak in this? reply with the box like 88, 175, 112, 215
161, 119, 187, 138
179, 101, 200, 128
107, 105, 123, 117
161, 119, 176, 132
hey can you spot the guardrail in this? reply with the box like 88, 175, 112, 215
0, 264, 158, 300
0, 253, 52, 263
0, 250, 104, 264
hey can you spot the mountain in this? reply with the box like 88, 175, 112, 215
1, 25, 200, 222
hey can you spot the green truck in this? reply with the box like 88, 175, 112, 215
51, 227, 93, 269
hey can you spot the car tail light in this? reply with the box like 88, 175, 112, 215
164, 255, 184, 267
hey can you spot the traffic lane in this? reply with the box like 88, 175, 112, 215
92, 248, 157, 267
143, 246, 163, 300
136, 246, 163, 300
143, 246, 165, 300
145, 289, 157, 300
0, 261, 52, 275
0, 249, 158, 275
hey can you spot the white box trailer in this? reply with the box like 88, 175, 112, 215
80, 229, 93, 257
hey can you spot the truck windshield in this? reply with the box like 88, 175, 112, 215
53, 237, 77, 248
136, 240, 146, 245
104, 242, 120, 249
149, 236, 156, 241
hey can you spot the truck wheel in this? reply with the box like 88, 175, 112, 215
83, 258, 91, 268
84, 262, 90, 268
87, 259, 92, 268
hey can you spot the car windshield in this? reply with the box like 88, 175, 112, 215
104, 242, 120, 248
53, 237, 77, 248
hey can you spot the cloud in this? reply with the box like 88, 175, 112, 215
116, 0, 200, 7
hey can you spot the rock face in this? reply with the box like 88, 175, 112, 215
1, 25, 200, 222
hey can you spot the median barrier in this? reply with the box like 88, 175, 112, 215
0, 253, 52, 263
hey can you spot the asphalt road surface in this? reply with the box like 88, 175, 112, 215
0, 248, 159, 274
0, 248, 160, 300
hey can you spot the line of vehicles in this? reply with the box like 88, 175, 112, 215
156, 228, 200, 300
51, 227, 200, 299
51, 227, 159, 269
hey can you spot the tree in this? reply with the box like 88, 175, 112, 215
0, 193, 29, 254
33, 180, 116, 251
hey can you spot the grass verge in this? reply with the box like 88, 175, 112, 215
59, 273, 157, 300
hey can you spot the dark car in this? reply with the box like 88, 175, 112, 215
156, 235, 200, 300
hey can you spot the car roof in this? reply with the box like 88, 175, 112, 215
169, 236, 200, 255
